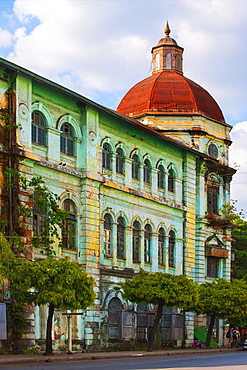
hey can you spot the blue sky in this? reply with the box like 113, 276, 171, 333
0, 0, 247, 213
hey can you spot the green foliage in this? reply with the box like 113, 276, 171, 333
27, 176, 68, 256
228, 200, 247, 281
122, 270, 199, 311
0, 236, 32, 353
194, 278, 247, 321
25, 257, 95, 310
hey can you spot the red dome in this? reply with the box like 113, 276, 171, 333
117, 71, 225, 123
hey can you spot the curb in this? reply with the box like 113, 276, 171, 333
0, 347, 242, 366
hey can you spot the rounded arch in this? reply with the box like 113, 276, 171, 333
101, 288, 125, 310
156, 222, 168, 235
115, 142, 127, 157
129, 148, 141, 159
57, 114, 81, 139
143, 153, 153, 168
60, 191, 80, 212
102, 208, 116, 222
156, 159, 166, 170
131, 216, 143, 228
167, 163, 178, 178
100, 137, 114, 151
116, 211, 128, 225
144, 219, 155, 231
167, 225, 177, 234
31, 102, 53, 128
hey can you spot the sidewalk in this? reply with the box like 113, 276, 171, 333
0, 347, 242, 366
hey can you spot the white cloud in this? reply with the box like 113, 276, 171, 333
1, 0, 247, 210
0, 27, 12, 47
230, 122, 247, 215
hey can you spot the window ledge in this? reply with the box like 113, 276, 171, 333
206, 213, 234, 228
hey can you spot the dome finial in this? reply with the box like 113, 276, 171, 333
164, 21, 171, 36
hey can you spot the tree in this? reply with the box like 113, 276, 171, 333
231, 216, 247, 281
194, 278, 247, 348
24, 257, 95, 355
0, 236, 32, 354
122, 270, 198, 351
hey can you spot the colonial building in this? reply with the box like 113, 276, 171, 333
0, 24, 234, 350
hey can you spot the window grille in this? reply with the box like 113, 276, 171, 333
32, 111, 46, 146
158, 228, 165, 265
117, 217, 125, 259
104, 213, 112, 255
62, 200, 76, 250
102, 143, 111, 170
60, 123, 74, 156
144, 224, 151, 263
208, 143, 218, 159
207, 185, 219, 214
158, 165, 165, 189
207, 256, 218, 277
133, 221, 141, 262
168, 230, 175, 268
168, 169, 175, 192
132, 154, 140, 180
143, 159, 151, 184
116, 148, 124, 174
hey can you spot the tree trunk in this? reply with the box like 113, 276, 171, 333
147, 298, 164, 352
44, 303, 54, 355
205, 314, 216, 349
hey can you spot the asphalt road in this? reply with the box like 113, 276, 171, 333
0, 351, 247, 370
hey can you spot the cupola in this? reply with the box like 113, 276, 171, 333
151, 22, 184, 74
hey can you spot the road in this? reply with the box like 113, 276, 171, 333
0, 352, 247, 370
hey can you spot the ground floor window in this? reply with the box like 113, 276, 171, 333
207, 256, 219, 278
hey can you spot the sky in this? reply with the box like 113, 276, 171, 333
0, 0, 246, 214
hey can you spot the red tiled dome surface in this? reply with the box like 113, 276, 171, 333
117, 71, 225, 123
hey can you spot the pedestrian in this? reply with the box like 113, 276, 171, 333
233, 327, 240, 348
226, 327, 234, 348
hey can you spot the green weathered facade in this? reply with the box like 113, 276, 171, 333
0, 29, 235, 350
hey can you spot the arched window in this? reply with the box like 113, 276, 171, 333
33, 191, 47, 246
208, 143, 218, 159
32, 111, 46, 146
116, 148, 124, 174
104, 213, 112, 255
143, 159, 151, 184
62, 200, 76, 250
168, 169, 175, 192
117, 217, 125, 259
60, 123, 74, 156
158, 227, 165, 265
168, 230, 175, 268
156, 53, 160, 70
102, 143, 111, 170
165, 52, 172, 69
158, 165, 165, 189
144, 224, 152, 263
132, 154, 140, 180
133, 221, 141, 262
176, 54, 182, 71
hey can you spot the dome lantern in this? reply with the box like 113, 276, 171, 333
151, 22, 184, 74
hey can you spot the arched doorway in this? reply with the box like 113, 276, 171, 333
108, 297, 122, 340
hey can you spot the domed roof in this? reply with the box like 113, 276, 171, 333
117, 70, 225, 124
117, 23, 225, 124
